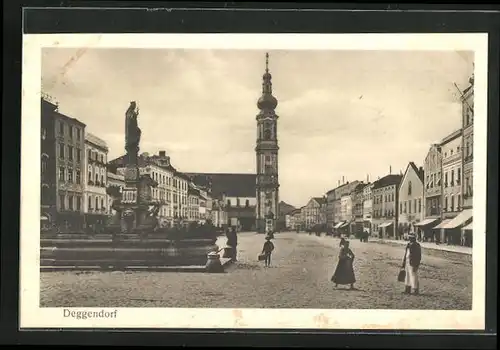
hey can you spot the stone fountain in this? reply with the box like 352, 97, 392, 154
40, 102, 221, 271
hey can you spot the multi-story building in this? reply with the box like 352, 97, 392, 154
462, 73, 474, 210
372, 174, 402, 238
303, 197, 326, 229
398, 162, 424, 239
188, 184, 201, 222
43, 98, 86, 232
41, 97, 58, 230
421, 144, 443, 240
440, 129, 464, 244
328, 180, 361, 232
83, 133, 108, 231
351, 183, 367, 236
362, 183, 374, 234
186, 173, 257, 231
325, 189, 336, 231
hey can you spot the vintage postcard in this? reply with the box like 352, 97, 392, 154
21, 33, 488, 330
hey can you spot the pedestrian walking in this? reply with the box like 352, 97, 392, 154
261, 235, 275, 267
401, 233, 422, 295
226, 226, 238, 261
339, 237, 347, 248
331, 240, 356, 289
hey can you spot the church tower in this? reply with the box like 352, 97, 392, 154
255, 52, 280, 233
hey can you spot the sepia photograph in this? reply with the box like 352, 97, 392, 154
21, 33, 487, 330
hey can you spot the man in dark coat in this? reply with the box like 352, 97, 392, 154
402, 233, 422, 295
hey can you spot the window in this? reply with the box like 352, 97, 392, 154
76, 149, 81, 162
68, 195, 74, 210
263, 127, 271, 140
41, 156, 48, 176
465, 177, 470, 195
67, 169, 73, 183
101, 198, 104, 211
408, 181, 412, 196
101, 175, 104, 185
59, 167, 65, 181
414, 199, 417, 213
69, 126, 73, 138
59, 143, 65, 158
68, 146, 73, 160
245, 199, 250, 207
457, 195, 461, 209
404, 201, 407, 213
95, 173, 99, 184
451, 170, 455, 185
76, 128, 81, 140
88, 150, 92, 160
457, 168, 461, 184
400, 202, 402, 213
59, 195, 65, 210
59, 122, 64, 134
445, 172, 448, 187
88, 196, 92, 210
451, 150, 454, 156
76, 170, 81, 184
444, 196, 448, 211
95, 197, 99, 210
227, 199, 231, 207
88, 170, 92, 184
408, 200, 412, 214
451, 195, 454, 211
100, 154, 104, 163
76, 197, 81, 211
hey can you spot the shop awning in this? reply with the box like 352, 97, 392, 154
443, 209, 473, 229
432, 219, 451, 230
334, 221, 345, 229
379, 221, 393, 228
414, 218, 439, 227
462, 222, 473, 231
40, 215, 49, 221
340, 222, 350, 228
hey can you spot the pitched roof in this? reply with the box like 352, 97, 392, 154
409, 162, 424, 183
109, 154, 178, 173
312, 197, 326, 205
372, 174, 403, 190
184, 172, 256, 198
279, 201, 297, 215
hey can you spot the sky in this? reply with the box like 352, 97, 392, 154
41, 48, 474, 207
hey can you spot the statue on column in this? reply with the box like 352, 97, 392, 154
125, 101, 141, 165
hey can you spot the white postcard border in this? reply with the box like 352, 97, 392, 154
21, 33, 488, 330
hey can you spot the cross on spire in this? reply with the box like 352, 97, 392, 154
265, 52, 269, 73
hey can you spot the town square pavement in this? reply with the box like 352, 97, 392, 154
40, 232, 472, 309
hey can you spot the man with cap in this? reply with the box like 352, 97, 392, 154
401, 232, 422, 295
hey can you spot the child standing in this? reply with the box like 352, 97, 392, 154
262, 236, 275, 267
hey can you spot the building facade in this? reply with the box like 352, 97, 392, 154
398, 162, 424, 238
372, 175, 402, 238
440, 129, 464, 244
352, 183, 366, 236
188, 185, 201, 223
255, 53, 280, 233
325, 189, 336, 231
303, 197, 326, 229
329, 181, 361, 228
48, 100, 86, 232
461, 74, 474, 210
83, 133, 109, 231
362, 183, 374, 234
41, 98, 58, 230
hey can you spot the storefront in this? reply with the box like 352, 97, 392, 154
378, 221, 394, 238
414, 217, 439, 242
442, 209, 473, 246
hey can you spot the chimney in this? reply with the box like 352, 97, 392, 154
159, 150, 166, 157
342, 176, 345, 184
367, 174, 369, 183
389, 165, 392, 174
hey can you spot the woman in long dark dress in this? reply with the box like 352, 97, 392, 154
331, 241, 356, 289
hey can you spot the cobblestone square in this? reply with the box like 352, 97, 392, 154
40, 232, 472, 309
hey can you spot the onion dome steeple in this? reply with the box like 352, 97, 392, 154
257, 52, 278, 111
